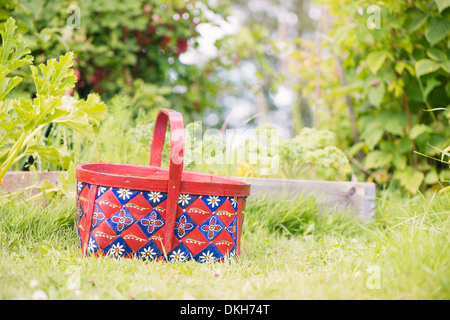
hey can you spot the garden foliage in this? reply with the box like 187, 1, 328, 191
2, 0, 449, 195
291, 0, 450, 193
2, 0, 229, 120
184, 122, 351, 180
0, 18, 106, 198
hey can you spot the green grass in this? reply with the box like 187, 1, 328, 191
0, 190, 449, 300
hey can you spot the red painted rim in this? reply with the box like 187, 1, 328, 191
76, 163, 251, 197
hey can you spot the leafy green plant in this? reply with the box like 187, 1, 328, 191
441, 145, 450, 192
0, 18, 106, 186
227, 126, 350, 180
72, 99, 350, 182
291, 0, 450, 193
3, 0, 231, 120
181, 122, 351, 180
71, 92, 167, 167
277, 127, 351, 180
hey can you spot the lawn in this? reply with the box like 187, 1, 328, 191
0, 189, 448, 300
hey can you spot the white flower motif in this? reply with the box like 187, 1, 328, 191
148, 191, 163, 204
108, 243, 125, 258
207, 196, 220, 208
141, 247, 157, 260
77, 181, 83, 193
199, 250, 215, 263
178, 194, 192, 206
97, 186, 107, 196
117, 188, 133, 200
88, 238, 97, 253
230, 196, 238, 207
227, 250, 236, 260
169, 249, 186, 262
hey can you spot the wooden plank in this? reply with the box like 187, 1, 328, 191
0, 171, 66, 195
1, 171, 376, 220
235, 177, 376, 221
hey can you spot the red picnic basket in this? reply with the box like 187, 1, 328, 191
75, 108, 251, 262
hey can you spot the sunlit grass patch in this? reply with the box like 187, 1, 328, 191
0, 191, 449, 299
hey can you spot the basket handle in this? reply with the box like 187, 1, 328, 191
150, 109, 185, 255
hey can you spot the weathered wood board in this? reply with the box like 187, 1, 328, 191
0, 171, 66, 195
235, 177, 376, 221
1, 172, 376, 220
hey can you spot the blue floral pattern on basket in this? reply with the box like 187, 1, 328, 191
76, 182, 246, 262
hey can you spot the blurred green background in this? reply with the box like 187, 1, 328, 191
1, 0, 449, 196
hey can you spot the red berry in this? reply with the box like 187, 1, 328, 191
74, 69, 81, 81
135, 30, 143, 46
176, 38, 188, 56
161, 35, 171, 48
123, 26, 129, 41
147, 23, 156, 34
